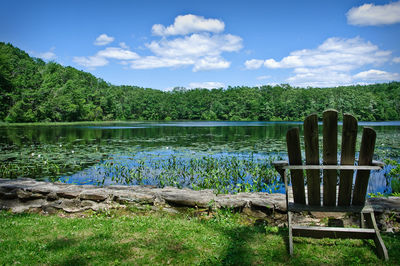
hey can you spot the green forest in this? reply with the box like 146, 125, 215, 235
1, 42, 399, 123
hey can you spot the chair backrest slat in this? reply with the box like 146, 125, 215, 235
286, 127, 306, 204
338, 114, 358, 206
285, 110, 377, 208
352, 127, 377, 205
323, 110, 338, 206
304, 114, 320, 206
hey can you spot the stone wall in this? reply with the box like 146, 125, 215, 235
0, 178, 286, 213
1, 178, 400, 230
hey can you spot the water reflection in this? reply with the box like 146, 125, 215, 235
0, 121, 399, 194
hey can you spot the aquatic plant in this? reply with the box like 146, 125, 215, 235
385, 159, 400, 193
95, 153, 282, 194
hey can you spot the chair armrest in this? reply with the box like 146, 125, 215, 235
272, 160, 289, 167
283, 165, 381, 170
372, 160, 385, 168
272, 161, 288, 182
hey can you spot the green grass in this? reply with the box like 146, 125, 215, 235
1, 209, 400, 265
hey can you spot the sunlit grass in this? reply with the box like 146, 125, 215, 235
0, 210, 399, 265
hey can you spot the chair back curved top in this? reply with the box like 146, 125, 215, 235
286, 109, 378, 207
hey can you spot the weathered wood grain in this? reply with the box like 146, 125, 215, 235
323, 110, 338, 206
352, 127, 377, 205
292, 225, 376, 239
338, 114, 358, 206
283, 165, 381, 170
286, 128, 306, 204
304, 114, 320, 206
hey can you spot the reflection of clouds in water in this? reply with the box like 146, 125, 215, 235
1, 121, 398, 193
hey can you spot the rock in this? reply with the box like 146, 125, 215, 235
80, 190, 108, 201
243, 207, 267, 219
292, 213, 321, 226
0, 198, 47, 213
0, 190, 18, 199
215, 192, 286, 212
42, 205, 58, 214
31, 185, 52, 195
0, 178, 400, 231
216, 194, 248, 208
160, 188, 215, 207
162, 207, 180, 214
52, 198, 84, 213
46, 192, 58, 201
0, 187, 19, 200
112, 191, 154, 205
16, 189, 46, 200
311, 212, 346, 219
56, 189, 81, 199
368, 197, 400, 212
81, 200, 96, 208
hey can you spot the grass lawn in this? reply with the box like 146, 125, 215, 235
0, 208, 399, 265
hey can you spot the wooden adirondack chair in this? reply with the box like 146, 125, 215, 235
273, 109, 388, 260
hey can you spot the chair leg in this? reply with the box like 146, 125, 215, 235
360, 212, 366, 228
288, 211, 293, 256
364, 212, 389, 261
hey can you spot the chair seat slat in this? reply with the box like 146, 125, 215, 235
288, 202, 373, 212
292, 226, 376, 239
283, 165, 381, 170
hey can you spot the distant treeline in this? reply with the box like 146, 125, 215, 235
1, 42, 399, 123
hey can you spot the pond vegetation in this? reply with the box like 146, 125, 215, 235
0, 120, 399, 195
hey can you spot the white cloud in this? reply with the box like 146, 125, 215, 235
347, 1, 400, 26
393, 57, 400, 63
97, 47, 139, 60
244, 59, 264, 69
94, 34, 115, 46
33, 47, 57, 60
188, 81, 225, 89
78, 15, 241, 72
74, 46, 140, 68
287, 68, 353, 87
130, 56, 194, 69
132, 30, 242, 71
246, 37, 394, 87
119, 42, 129, 49
256, 75, 271, 80
353, 69, 400, 80
146, 33, 242, 58
73, 55, 109, 68
152, 14, 225, 36
263, 37, 390, 69
193, 56, 230, 71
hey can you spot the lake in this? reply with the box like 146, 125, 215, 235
1, 121, 399, 194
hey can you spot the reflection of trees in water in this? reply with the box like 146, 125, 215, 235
0, 122, 398, 188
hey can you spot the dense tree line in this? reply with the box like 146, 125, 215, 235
1, 42, 399, 123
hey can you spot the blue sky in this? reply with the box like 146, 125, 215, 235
1, 0, 400, 90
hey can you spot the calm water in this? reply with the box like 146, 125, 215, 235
0, 121, 399, 194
